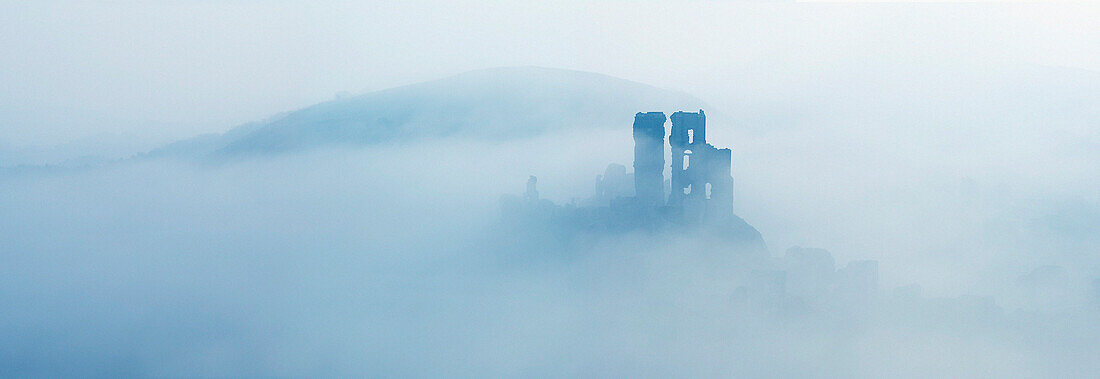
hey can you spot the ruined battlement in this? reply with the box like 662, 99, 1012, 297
627, 110, 737, 221
503, 110, 760, 251
633, 112, 667, 207
667, 110, 733, 224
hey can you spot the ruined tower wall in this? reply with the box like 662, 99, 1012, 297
632, 112, 666, 206
668, 110, 707, 208
668, 110, 735, 223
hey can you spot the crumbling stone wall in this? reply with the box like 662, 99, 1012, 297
668, 110, 733, 224
632, 112, 666, 207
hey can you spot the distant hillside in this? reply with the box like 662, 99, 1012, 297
148, 67, 707, 158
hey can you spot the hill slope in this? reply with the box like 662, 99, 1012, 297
153, 67, 707, 157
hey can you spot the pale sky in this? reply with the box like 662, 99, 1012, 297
1, 0, 1097, 145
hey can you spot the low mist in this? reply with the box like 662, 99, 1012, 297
3, 114, 1098, 376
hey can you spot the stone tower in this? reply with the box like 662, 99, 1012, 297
668, 110, 733, 223
632, 112, 666, 207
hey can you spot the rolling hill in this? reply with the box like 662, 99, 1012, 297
149, 67, 707, 158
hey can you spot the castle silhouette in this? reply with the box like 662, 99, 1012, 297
502, 110, 764, 250
499, 111, 881, 307
634, 110, 733, 225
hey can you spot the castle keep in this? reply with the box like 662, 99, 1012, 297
635, 109, 734, 224
632, 112, 667, 208
506, 109, 748, 237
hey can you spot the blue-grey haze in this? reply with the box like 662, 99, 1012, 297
1, 1, 1098, 376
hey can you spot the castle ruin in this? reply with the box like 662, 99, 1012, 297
635, 109, 734, 224
500, 110, 880, 318
503, 109, 757, 244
